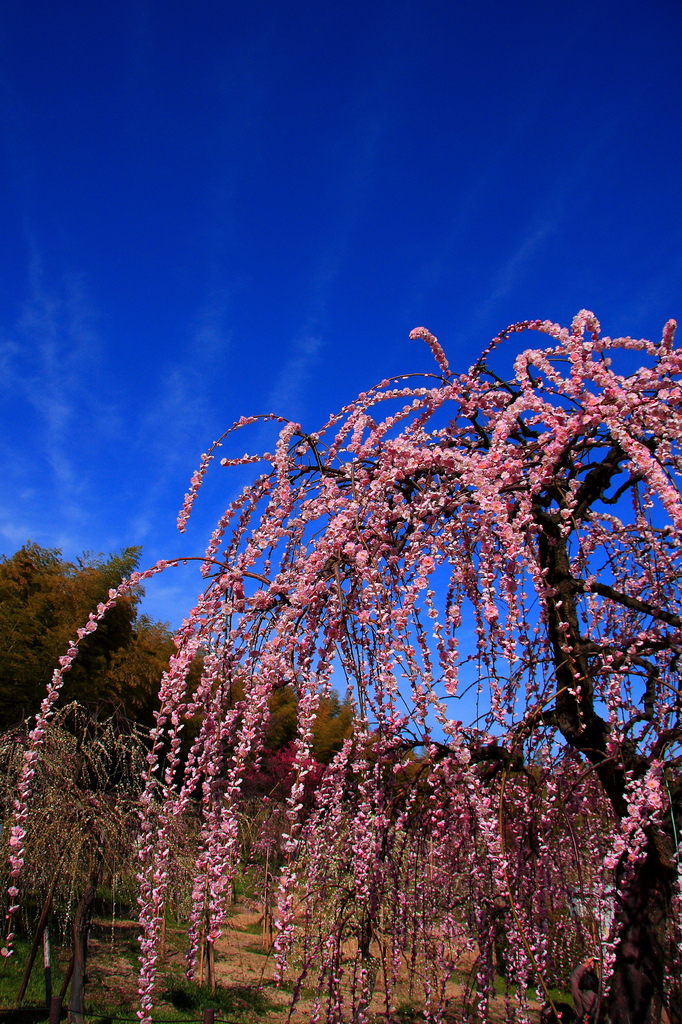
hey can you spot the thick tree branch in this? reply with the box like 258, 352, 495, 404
586, 581, 682, 629
572, 442, 625, 520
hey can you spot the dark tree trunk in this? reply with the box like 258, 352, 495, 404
536, 521, 679, 1024
69, 854, 103, 1023
608, 836, 677, 1024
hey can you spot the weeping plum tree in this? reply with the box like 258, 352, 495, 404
6, 310, 682, 1023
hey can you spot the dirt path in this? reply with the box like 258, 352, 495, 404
212, 909, 541, 1023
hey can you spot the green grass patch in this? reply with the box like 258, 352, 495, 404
393, 1001, 422, 1022
164, 973, 278, 1017
0, 937, 69, 1010
232, 919, 264, 936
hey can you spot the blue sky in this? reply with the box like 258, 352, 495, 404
0, 0, 681, 626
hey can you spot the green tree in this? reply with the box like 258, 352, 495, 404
0, 544, 171, 727
262, 684, 352, 761
310, 691, 353, 763
105, 615, 176, 726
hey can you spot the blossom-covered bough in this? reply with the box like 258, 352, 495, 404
6, 311, 682, 1023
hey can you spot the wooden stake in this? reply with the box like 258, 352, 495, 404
198, 920, 205, 988
207, 938, 216, 994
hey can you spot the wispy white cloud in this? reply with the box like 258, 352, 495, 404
264, 115, 386, 422
461, 154, 595, 342
473, 214, 560, 322
19, 246, 99, 498
0, 235, 109, 552
617, 253, 682, 331
129, 289, 234, 542
265, 329, 324, 420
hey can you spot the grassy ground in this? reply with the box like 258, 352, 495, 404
0, 907, 567, 1023
0, 919, 279, 1023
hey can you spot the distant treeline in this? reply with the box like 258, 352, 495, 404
0, 543, 353, 762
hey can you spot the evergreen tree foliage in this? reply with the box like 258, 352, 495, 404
0, 544, 171, 727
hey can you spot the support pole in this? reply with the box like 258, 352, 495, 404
43, 921, 52, 1006
207, 938, 216, 994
